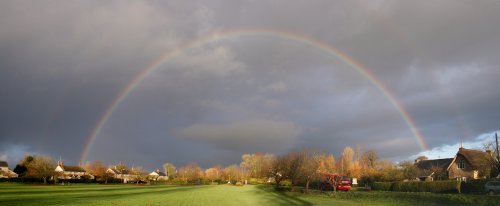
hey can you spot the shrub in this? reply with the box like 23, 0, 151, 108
372, 182, 392, 191
249, 178, 268, 185
0, 177, 44, 183
276, 179, 292, 191
460, 179, 489, 193
372, 181, 461, 193
171, 178, 188, 185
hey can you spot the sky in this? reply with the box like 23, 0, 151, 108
1, 0, 500, 170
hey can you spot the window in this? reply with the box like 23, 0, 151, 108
457, 162, 465, 169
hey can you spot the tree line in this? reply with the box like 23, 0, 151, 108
9, 145, 500, 188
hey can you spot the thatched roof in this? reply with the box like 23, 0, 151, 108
415, 158, 453, 170
455, 148, 491, 169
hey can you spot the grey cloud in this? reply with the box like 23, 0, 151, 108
1, 0, 500, 168
178, 120, 301, 153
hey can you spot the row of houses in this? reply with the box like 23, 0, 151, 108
54, 162, 168, 183
105, 165, 167, 183
0, 160, 167, 183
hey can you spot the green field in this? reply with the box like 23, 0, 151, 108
0, 183, 497, 206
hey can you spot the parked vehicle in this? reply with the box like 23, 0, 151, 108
336, 176, 351, 191
484, 181, 500, 195
319, 173, 351, 191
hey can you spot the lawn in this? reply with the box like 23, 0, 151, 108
0, 183, 497, 206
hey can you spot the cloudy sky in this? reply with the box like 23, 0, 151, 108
1, 0, 500, 169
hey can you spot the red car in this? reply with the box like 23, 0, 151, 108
336, 176, 351, 191
320, 174, 352, 191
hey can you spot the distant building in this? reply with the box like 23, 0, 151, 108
149, 169, 168, 181
107, 167, 137, 183
415, 146, 492, 181
55, 162, 87, 179
0, 161, 18, 178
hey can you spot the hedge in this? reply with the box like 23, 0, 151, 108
1, 177, 128, 184
460, 179, 493, 193
373, 181, 461, 193
372, 182, 392, 191
0, 177, 43, 183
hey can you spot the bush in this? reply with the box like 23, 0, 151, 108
359, 174, 384, 186
372, 181, 461, 193
0, 177, 43, 183
213, 179, 225, 184
171, 178, 188, 185
372, 182, 392, 191
276, 180, 292, 191
460, 179, 489, 193
249, 178, 268, 185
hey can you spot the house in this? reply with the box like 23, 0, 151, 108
0, 161, 18, 178
415, 146, 492, 181
149, 169, 168, 181
414, 158, 453, 181
106, 167, 137, 183
447, 147, 492, 180
54, 162, 86, 179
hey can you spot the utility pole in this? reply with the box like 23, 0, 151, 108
496, 133, 499, 161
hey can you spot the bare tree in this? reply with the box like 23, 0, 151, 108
130, 166, 148, 184
179, 162, 203, 182
399, 160, 419, 180
483, 137, 500, 177
240, 153, 276, 179
26, 156, 56, 184
340, 147, 354, 175
162, 162, 176, 180
85, 160, 109, 183
13, 155, 34, 177
223, 164, 245, 183
205, 166, 221, 182
300, 150, 320, 193
270, 155, 289, 188
361, 149, 378, 169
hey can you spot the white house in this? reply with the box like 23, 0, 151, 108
106, 167, 138, 183
54, 162, 86, 179
0, 161, 18, 178
149, 169, 168, 181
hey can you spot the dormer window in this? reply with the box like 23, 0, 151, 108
457, 162, 465, 169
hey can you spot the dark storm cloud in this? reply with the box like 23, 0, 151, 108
1, 0, 500, 169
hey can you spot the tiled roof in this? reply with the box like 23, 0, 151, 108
108, 168, 129, 175
415, 158, 453, 170
61, 166, 85, 172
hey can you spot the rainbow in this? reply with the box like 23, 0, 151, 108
80, 28, 428, 162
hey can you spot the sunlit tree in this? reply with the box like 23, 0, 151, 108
162, 162, 176, 180
26, 155, 56, 184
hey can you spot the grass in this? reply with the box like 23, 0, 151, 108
0, 183, 498, 206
